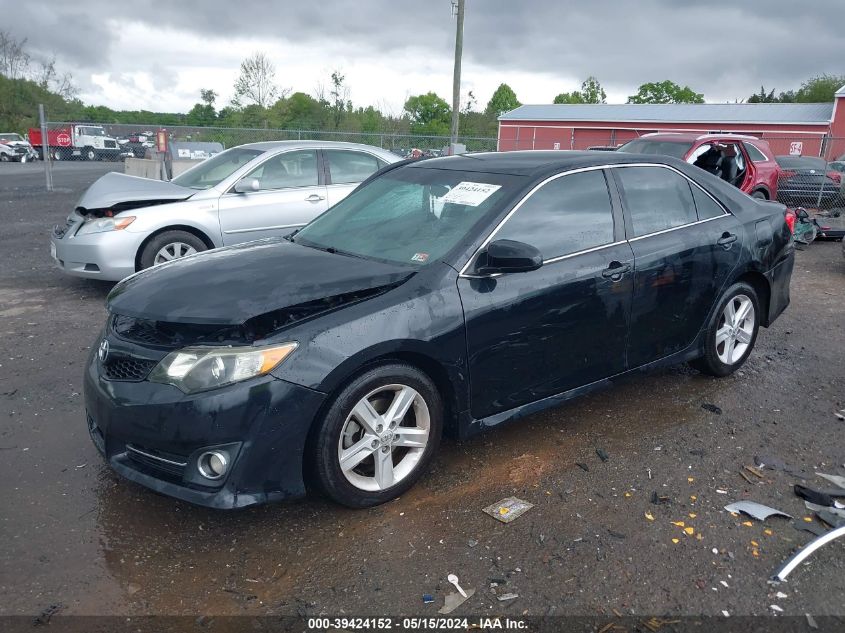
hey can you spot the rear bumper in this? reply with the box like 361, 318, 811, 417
83, 346, 326, 509
764, 250, 794, 327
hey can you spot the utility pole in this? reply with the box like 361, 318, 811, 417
450, 0, 465, 149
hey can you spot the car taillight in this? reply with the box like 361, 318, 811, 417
827, 171, 842, 184
784, 209, 796, 234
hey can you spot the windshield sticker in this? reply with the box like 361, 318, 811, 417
411, 252, 429, 263
441, 182, 501, 207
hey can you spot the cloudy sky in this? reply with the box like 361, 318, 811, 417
5, 0, 845, 114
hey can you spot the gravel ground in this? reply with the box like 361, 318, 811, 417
1, 162, 844, 625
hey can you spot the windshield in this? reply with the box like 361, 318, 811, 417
618, 139, 694, 159
294, 167, 521, 266
0, 133, 24, 142
171, 147, 263, 190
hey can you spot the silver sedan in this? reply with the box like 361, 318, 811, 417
50, 141, 399, 281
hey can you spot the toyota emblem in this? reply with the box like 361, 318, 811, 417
98, 339, 109, 363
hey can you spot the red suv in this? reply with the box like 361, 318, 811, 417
619, 133, 779, 200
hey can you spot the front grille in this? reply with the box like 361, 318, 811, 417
126, 444, 187, 480
112, 315, 175, 346
102, 357, 157, 381
104, 140, 117, 148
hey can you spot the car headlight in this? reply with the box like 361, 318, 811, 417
148, 342, 298, 393
76, 216, 136, 235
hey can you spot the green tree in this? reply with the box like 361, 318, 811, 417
232, 52, 279, 108
554, 76, 606, 105
747, 85, 776, 103
185, 88, 217, 126
485, 83, 521, 117
627, 80, 704, 104
404, 92, 451, 135
795, 74, 845, 103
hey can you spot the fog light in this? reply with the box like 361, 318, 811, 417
197, 451, 229, 480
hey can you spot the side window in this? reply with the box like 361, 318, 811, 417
325, 150, 382, 184
744, 142, 769, 162
245, 150, 318, 190
616, 166, 697, 237
494, 170, 615, 260
690, 185, 726, 220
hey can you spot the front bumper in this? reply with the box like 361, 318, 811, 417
83, 346, 326, 508
51, 226, 142, 281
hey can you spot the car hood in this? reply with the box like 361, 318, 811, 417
107, 239, 415, 326
76, 172, 195, 210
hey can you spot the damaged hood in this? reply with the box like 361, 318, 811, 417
76, 172, 194, 210
107, 239, 414, 326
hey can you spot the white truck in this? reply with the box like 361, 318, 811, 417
28, 124, 123, 161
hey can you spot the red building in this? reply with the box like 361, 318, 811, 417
498, 86, 845, 160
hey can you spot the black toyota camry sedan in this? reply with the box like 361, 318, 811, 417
85, 151, 795, 509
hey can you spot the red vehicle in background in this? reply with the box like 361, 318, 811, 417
28, 124, 121, 161
619, 133, 779, 201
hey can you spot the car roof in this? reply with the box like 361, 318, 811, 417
408, 150, 688, 176
235, 140, 395, 154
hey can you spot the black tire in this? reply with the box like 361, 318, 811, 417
690, 282, 760, 377
312, 363, 443, 508
53, 148, 64, 161
138, 230, 207, 270
0, 153, 9, 162
83, 147, 97, 161
751, 190, 767, 200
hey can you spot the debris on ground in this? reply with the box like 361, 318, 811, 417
33, 603, 64, 626
439, 588, 476, 614
447, 573, 467, 597
834, 409, 845, 421
806, 614, 819, 629
796, 522, 829, 537
770, 605, 784, 613
423, 594, 434, 604
816, 472, 845, 489
804, 501, 845, 519
576, 462, 590, 472
744, 465, 765, 479
467, 539, 478, 548
596, 448, 609, 462
497, 593, 518, 601
701, 403, 722, 415
483, 497, 534, 523
772, 525, 845, 582
724, 501, 793, 521
651, 491, 670, 505
816, 509, 845, 528
794, 484, 844, 507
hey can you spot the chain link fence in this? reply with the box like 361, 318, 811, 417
31, 121, 497, 162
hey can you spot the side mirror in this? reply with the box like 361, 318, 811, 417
475, 239, 543, 275
233, 177, 260, 193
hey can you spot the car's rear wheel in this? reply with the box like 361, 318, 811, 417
690, 282, 760, 377
312, 364, 443, 508
0, 153, 9, 162
139, 230, 207, 270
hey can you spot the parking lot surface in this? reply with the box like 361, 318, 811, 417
1, 162, 844, 619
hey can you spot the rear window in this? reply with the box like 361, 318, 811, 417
744, 143, 769, 162
775, 156, 825, 170
618, 139, 694, 159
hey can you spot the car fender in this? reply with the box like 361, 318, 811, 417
124, 197, 224, 247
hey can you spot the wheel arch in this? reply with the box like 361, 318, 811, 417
134, 225, 216, 271
751, 185, 770, 199
733, 269, 771, 326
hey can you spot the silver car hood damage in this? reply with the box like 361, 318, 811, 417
75, 172, 195, 211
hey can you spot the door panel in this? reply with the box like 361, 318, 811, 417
459, 243, 635, 419
615, 166, 743, 367
218, 149, 327, 244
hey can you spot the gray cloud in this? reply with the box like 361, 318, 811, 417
4, 0, 844, 106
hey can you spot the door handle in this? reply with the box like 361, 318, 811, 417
305, 194, 326, 202
601, 261, 631, 281
717, 232, 737, 249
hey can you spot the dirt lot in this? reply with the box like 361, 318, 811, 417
1, 162, 844, 624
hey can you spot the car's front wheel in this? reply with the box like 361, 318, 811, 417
690, 282, 760, 377
312, 364, 443, 508
139, 230, 207, 270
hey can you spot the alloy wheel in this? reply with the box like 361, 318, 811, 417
715, 294, 755, 365
337, 384, 430, 492
153, 242, 197, 265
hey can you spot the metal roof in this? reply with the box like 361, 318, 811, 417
499, 102, 835, 125
836, 84, 845, 96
